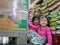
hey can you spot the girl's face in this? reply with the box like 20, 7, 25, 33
34, 18, 39, 26
40, 17, 48, 27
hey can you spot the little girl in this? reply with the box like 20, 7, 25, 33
28, 15, 52, 45
27, 15, 40, 44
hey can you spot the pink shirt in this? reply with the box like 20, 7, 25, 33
28, 22, 52, 45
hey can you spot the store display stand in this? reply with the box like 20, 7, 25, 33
0, 0, 28, 44
0, 30, 27, 44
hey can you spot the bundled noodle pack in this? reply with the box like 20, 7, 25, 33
28, 29, 47, 45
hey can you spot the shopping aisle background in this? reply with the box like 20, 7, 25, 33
29, 0, 60, 45
0, 0, 60, 45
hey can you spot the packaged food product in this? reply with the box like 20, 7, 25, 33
58, 6, 60, 14
50, 12, 57, 18
40, 5, 47, 10
31, 37, 47, 45
49, 15, 57, 18
0, 20, 13, 30
56, 15, 60, 20
56, 25, 60, 30
51, 30, 56, 34
50, 26, 56, 30
50, 17, 57, 22
56, 20, 60, 24
48, 0, 55, 6
42, 8, 48, 13
56, 30, 60, 34
50, 22, 57, 26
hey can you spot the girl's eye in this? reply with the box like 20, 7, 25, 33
40, 20, 43, 21
40, 20, 47, 21
44, 20, 47, 21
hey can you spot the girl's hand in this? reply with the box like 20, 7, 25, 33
46, 44, 50, 45
38, 30, 40, 35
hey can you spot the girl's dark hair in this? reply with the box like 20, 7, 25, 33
36, 0, 43, 4
40, 15, 51, 27
32, 15, 40, 22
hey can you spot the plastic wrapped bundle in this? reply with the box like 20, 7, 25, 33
56, 25, 60, 30
31, 36, 47, 45
50, 26, 56, 30
50, 22, 57, 26
28, 29, 47, 45
28, 29, 39, 37
56, 15, 60, 20
50, 17, 57, 22
56, 20, 60, 24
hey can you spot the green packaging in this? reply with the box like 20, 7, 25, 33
50, 18, 57, 22
56, 20, 60, 24
50, 26, 56, 30
56, 15, 60, 20
51, 30, 56, 34
56, 25, 60, 30
56, 30, 60, 34
50, 22, 57, 26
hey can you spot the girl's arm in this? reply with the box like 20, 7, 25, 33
28, 22, 39, 30
46, 27, 52, 45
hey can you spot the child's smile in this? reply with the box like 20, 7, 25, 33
40, 17, 48, 27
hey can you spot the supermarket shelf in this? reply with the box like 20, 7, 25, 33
0, 30, 27, 37
11, 28, 27, 31
0, 30, 27, 44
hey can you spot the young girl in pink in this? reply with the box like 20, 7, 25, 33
28, 15, 52, 45
27, 15, 40, 44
